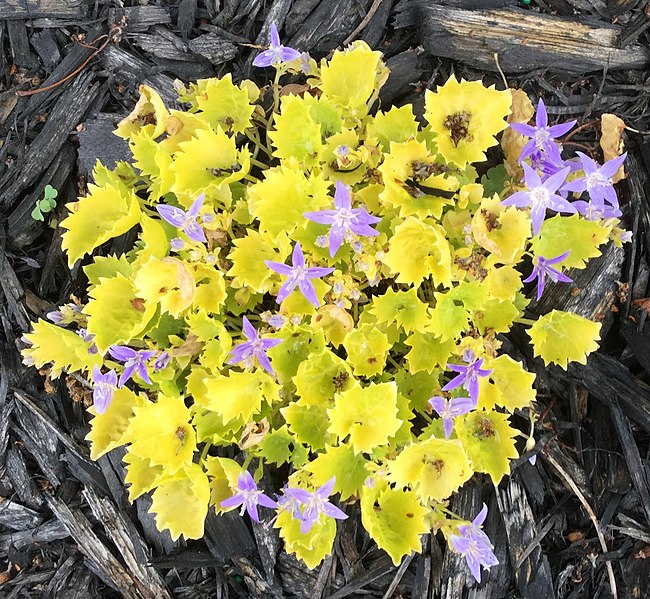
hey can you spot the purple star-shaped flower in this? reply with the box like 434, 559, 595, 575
228, 316, 283, 375
252, 23, 301, 68
153, 351, 171, 371
108, 345, 157, 387
562, 151, 627, 209
449, 504, 499, 583
265, 242, 334, 308
221, 471, 278, 523
304, 181, 381, 258
442, 350, 493, 405
523, 251, 573, 301
572, 200, 622, 221
510, 99, 576, 164
429, 395, 475, 438
279, 477, 348, 533
92, 365, 118, 414
156, 193, 207, 243
501, 163, 575, 235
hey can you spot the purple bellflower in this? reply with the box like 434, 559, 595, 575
429, 395, 475, 438
279, 477, 347, 533
228, 316, 283, 375
76, 328, 98, 355
501, 163, 575, 235
572, 200, 621, 221
442, 349, 493, 405
252, 23, 301, 68
221, 471, 278, 523
510, 99, 576, 164
562, 151, 627, 209
153, 351, 171, 371
108, 345, 157, 387
449, 504, 499, 583
265, 242, 334, 307
92, 365, 118, 414
304, 181, 381, 258
523, 251, 573, 301
156, 193, 207, 243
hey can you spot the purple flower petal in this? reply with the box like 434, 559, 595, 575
156, 205, 186, 228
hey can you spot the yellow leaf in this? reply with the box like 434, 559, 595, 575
150, 463, 210, 540
123, 451, 165, 501
478, 355, 536, 411
115, 84, 169, 140
21, 320, 101, 378
86, 387, 147, 460
328, 382, 401, 454
134, 257, 196, 317
125, 394, 197, 474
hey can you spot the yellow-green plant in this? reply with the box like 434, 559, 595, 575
22, 34, 628, 580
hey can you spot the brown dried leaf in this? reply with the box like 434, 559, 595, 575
502, 89, 534, 180
600, 114, 626, 183
238, 418, 270, 449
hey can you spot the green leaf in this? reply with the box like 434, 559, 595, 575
405, 331, 454, 374
253, 425, 308, 468
31, 206, 44, 221
527, 310, 601, 368
292, 348, 354, 405
328, 382, 401, 454
282, 402, 334, 451
366, 105, 419, 152
266, 325, 326, 383
43, 184, 58, 200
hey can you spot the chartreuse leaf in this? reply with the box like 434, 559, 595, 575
247, 166, 330, 241
424, 76, 512, 167
293, 348, 354, 405
328, 382, 401, 454
394, 369, 440, 414
528, 310, 601, 368
125, 394, 196, 474
137, 214, 171, 262
427, 293, 471, 342
473, 298, 520, 334
370, 288, 429, 334
60, 181, 140, 267
227, 230, 292, 293
483, 264, 523, 301
194, 74, 256, 133
123, 451, 165, 501
320, 41, 388, 120
203, 370, 280, 424
266, 326, 326, 383
360, 481, 429, 566
86, 387, 147, 460
384, 217, 452, 287
84, 255, 132, 287
471, 195, 530, 265
171, 126, 250, 198
343, 324, 392, 378
282, 403, 333, 451
269, 95, 323, 168
302, 93, 343, 137
275, 506, 337, 569
150, 463, 210, 540
21, 320, 101, 378
530, 214, 611, 269
304, 444, 369, 500
85, 274, 155, 352
134, 257, 196, 317
366, 105, 419, 152
253, 425, 308, 468
388, 438, 473, 502
191, 263, 226, 314
204, 456, 242, 508
405, 331, 454, 374
455, 410, 518, 485
478, 355, 536, 411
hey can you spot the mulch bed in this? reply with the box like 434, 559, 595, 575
1, 0, 650, 597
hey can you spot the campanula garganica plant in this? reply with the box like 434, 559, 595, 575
21, 27, 630, 580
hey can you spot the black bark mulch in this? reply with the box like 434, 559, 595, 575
1, 0, 650, 597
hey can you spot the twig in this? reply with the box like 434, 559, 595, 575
493, 53, 508, 89
545, 452, 617, 599
343, 0, 385, 46
16, 18, 127, 97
